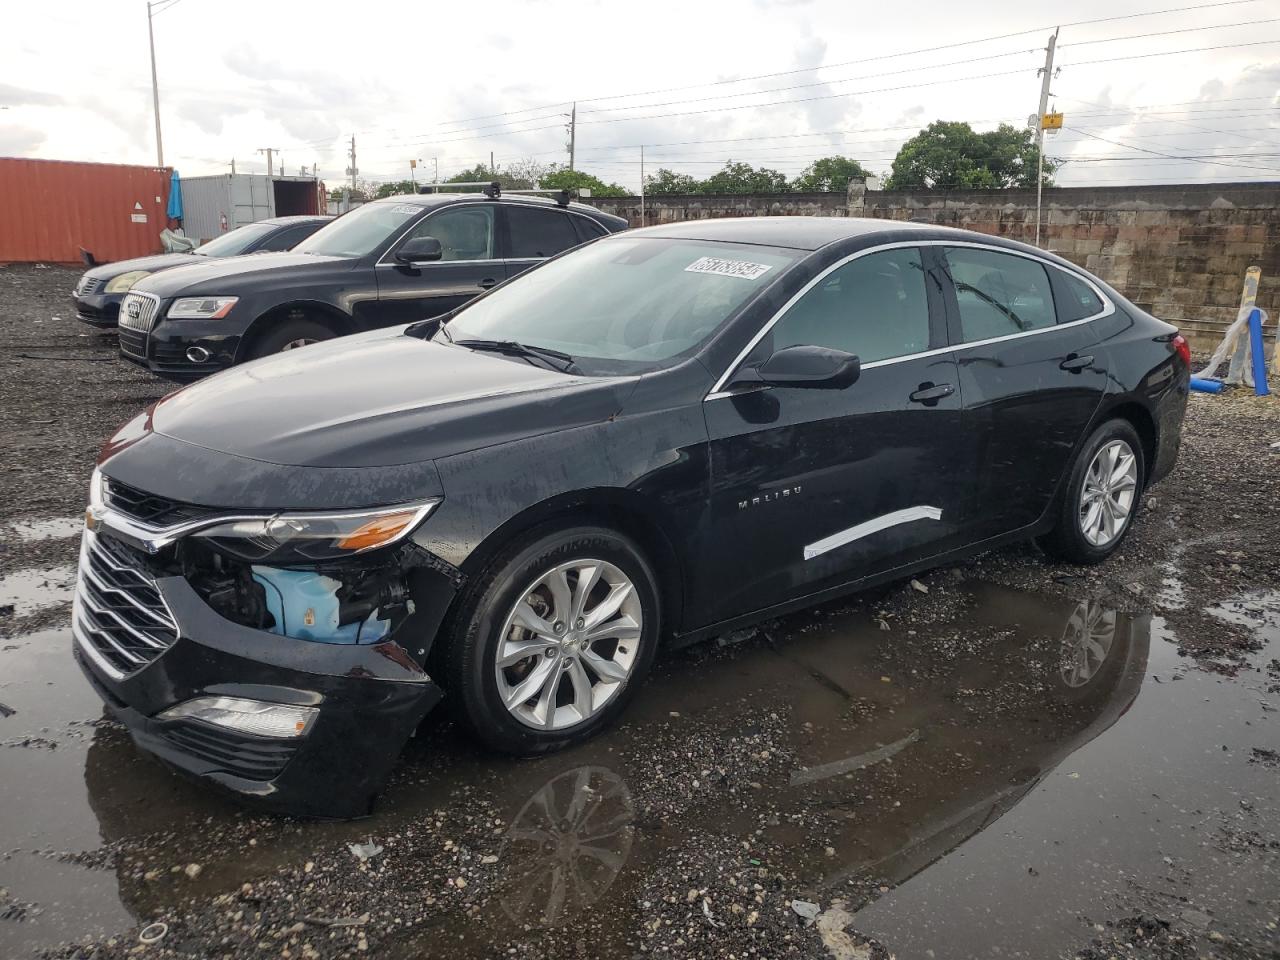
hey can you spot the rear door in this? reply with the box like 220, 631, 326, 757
500, 205, 590, 280
697, 245, 973, 627
938, 244, 1108, 540
373, 204, 507, 325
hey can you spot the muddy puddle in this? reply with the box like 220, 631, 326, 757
1, 582, 1276, 958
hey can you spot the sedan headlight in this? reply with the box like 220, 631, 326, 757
192, 500, 440, 563
168, 296, 239, 320
104, 270, 152, 294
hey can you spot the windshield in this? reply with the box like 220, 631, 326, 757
194, 222, 276, 257
292, 201, 422, 258
441, 237, 800, 374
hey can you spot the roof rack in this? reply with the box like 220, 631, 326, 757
415, 181, 588, 206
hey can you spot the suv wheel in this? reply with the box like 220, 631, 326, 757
1038, 418, 1144, 564
442, 525, 660, 755
247, 318, 335, 359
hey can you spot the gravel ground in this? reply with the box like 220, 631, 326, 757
2, 263, 1278, 960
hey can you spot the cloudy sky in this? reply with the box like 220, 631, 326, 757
2, 0, 1277, 191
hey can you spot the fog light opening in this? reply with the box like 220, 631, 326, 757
159, 696, 318, 738
185, 346, 212, 363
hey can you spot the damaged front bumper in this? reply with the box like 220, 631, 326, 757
72, 522, 455, 819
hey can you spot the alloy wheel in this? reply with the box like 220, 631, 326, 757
495, 559, 642, 730
1059, 599, 1117, 687
1078, 439, 1138, 547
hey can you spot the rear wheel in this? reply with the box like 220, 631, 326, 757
441, 525, 660, 755
247, 318, 335, 359
1037, 418, 1144, 564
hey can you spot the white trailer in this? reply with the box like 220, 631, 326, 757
179, 174, 323, 244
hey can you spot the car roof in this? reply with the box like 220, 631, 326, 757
366, 192, 626, 224
259, 215, 333, 226
627, 216, 949, 251
625, 216, 1089, 264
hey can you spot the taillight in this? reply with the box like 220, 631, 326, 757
1171, 334, 1191, 368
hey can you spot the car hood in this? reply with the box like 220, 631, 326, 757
132, 251, 348, 296
147, 328, 635, 468
83, 252, 202, 283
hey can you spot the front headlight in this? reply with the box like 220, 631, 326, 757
168, 296, 239, 320
104, 270, 152, 294
192, 500, 440, 563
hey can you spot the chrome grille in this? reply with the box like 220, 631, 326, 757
74, 531, 178, 678
103, 476, 214, 527
77, 276, 102, 296
119, 291, 160, 333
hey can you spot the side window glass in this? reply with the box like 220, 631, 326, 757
1056, 270, 1104, 322
572, 215, 607, 243
507, 207, 581, 259
258, 225, 310, 252
406, 206, 494, 261
943, 247, 1056, 341
768, 248, 930, 363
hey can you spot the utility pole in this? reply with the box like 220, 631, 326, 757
347, 135, 358, 193
257, 147, 279, 177
639, 145, 645, 227
433, 157, 438, 183
1034, 28, 1058, 247
230, 158, 235, 174
490, 151, 495, 177
146, 2, 164, 166
568, 102, 577, 171
409, 158, 417, 193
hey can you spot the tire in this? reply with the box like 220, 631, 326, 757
1037, 418, 1145, 564
441, 525, 661, 756
246, 318, 336, 359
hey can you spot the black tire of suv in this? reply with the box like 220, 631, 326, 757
1037, 418, 1146, 565
246, 318, 335, 360
440, 525, 661, 756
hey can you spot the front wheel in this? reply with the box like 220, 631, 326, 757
1037, 418, 1145, 564
246, 318, 335, 359
441, 526, 661, 755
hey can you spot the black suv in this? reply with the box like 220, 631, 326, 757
117, 191, 628, 379
73, 216, 330, 328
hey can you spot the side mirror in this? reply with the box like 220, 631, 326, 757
731, 344, 861, 391
395, 236, 443, 264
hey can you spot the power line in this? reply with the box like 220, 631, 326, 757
1057, 15, 1280, 47
1062, 125, 1280, 173
1061, 37, 1280, 68
417, 0, 1261, 130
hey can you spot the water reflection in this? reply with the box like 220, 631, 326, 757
60, 585, 1178, 959
498, 765, 634, 928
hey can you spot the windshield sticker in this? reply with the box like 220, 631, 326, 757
389, 204, 420, 215
684, 256, 773, 281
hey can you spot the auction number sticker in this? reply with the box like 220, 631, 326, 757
684, 256, 773, 281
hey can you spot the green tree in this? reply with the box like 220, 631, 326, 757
792, 156, 873, 192
374, 180, 417, 199
644, 168, 701, 194
885, 121, 1055, 190
701, 161, 790, 194
442, 160, 549, 191
540, 167, 629, 197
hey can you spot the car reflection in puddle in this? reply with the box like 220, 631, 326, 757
52, 584, 1277, 959
498, 765, 635, 929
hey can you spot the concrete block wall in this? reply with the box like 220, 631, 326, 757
590, 182, 1279, 335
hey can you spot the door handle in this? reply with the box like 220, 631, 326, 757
479, 278, 499, 289
1060, 354, 1094, 372
909, 382, 955, 405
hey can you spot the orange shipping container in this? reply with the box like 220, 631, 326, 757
0, 158, 172, 265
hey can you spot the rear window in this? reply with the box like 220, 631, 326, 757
944, 247, 1056, 342
1056, 270, 1105, 322
506, 206, 582, 259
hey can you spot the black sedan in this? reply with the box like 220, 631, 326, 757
116, 191, 627, 380
75, 217, 1189, 817
72, 216, 330, 328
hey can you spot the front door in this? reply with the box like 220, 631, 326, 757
374, 204, 506, 325
938, 245, 1108, 540
695, 246, 973, 628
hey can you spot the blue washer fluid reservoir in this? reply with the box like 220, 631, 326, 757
250, 567, 390, 645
